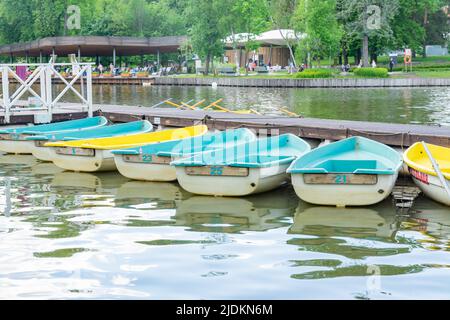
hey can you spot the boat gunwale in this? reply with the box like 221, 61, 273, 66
44, 125, 208, 150
171, 134, 311, 169
110, 128, 256, 157
288, 136, 403, 175
404, 142, 450, 180
0, 116, 109, 135
24, 120, 153, 142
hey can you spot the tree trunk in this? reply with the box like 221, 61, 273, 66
355, 50, 361, 67
231, 29, 240, 74
422, 8, 429, 58
244, 50, 249, 76
362, 35, 369, 67
343, 47, 348, 65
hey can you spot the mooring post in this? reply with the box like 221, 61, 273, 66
2, 66, 11, 123
40, 66, 46, 111
86, 65, 93, 117
45, 64, 53, 122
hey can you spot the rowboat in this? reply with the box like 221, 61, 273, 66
404, 142, 450, 206
0, 116, 108, 154
26, 120, 153, 162
45, 125, 208, 173
172, 134, 311, 196
112, 128, 256, 182
288, 136, 402, 207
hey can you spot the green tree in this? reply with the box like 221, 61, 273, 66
222, 0, 269, 73
185, 0, 228, 75
294, 0, 343, 67
266, 0, 299, 67
0, 0, 35, 43
338, 0, 399, 67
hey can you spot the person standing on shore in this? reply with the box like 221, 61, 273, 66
389, 58, 395, 72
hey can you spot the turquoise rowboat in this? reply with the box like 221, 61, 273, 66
171, 134, 311, 196
112, 128, 256, 182
0, 116, 108, 154
287, 136, 403, 207
26, 120, 153, 162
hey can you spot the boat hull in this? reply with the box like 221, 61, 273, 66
409, 168, 450, 206
114, 155, 177, 182
0, 140, 33, 154
51, 149, 117, 172
32, 145, 55, 162
291, 173, 398, 207
176, 163, 291, 197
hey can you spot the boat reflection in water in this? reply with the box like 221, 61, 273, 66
51, 172, 130, 194
286, 200, 428, 281
290, 200, 399, 241
175, 186, 299, 234
116, 181, 192, 209
407, 196, 450, 251
0, 154, 38, 167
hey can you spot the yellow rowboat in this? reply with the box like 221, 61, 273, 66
45, 125, 208, 173
404, 142, 450, 206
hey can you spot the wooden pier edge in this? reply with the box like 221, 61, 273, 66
9, 76, 450, 87
96, 106, 450, 148
154, 77, 450, 88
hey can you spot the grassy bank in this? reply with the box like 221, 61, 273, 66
171, 55, 450, 80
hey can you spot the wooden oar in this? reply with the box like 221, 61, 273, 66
279, 107, 300, 118
150, 98, 173, 109
204, 99, 224, 111
422, 141, 450, 199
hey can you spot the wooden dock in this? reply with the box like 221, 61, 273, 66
2, 102, 447, 148
97, 105, 450, 148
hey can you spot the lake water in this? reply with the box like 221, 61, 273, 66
87, 85, 450, 125
1, 155, 449, 299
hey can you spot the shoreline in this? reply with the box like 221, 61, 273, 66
154, 76, 450, 88
7, 75, 450, 88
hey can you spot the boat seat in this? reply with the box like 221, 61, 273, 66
229, 155, 296, 168
297, 159, 395, 174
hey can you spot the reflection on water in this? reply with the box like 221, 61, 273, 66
175, 188, 298, 234
50, 85, 450, 125
1, 155, 450, 299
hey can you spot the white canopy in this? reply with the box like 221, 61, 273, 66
224, 29, 305, 48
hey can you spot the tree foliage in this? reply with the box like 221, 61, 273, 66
0, 0, 447, 65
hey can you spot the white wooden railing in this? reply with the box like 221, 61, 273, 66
0, 60, 93, 123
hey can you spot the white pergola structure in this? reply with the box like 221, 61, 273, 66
224, 29, 305, 48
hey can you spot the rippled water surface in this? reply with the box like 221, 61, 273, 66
86, 85, 450, 125
1, 155, 450, 299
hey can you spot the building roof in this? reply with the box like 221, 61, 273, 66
224, 29, 305, 48
0, 36, 188, 57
